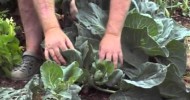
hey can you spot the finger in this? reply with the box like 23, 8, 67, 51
44, 48, 50, 60
59, 41, 68, 52
99, 49, 106, 61
65, 38, 74, 49
106, 52, 112, 61
113, 53, 118, 68
49, 49, 61, 65
54, 47, 66, 65
119, 52, 123, 65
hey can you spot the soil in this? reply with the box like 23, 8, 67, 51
172, 9, 190, 28
0, 77, 27, 89
0, 3, 190, 100
0, 76, 111, 100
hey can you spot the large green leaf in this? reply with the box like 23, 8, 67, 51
61, 49, 83, 67
75, 23, 101, 40
120, 61, 139, 79
121, 28, 148, 67
154, 18, 190, 46
122, 62, 168, 89
154, 18, 175, 46
158, 64, 188, 99
64, 25, 78, 44
131, 0, 190, 43
166, 40, 186, 77
75, 36, 100, 50
131, 0, 159, 15
121, 27, 168, 67
109, 87, 162, 100
75, 0, 89, 9
40, 60, 63, 90
62, 61, 83, 84
76, 3, 108, 38
170, 22, 190, 40
125, 12, 158, 36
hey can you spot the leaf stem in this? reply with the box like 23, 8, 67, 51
92, 84, 116, 94
90, 76, 116, 94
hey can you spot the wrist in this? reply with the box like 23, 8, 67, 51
44, 27, 61, 36
105, 29, 121, 37
105, 23, 122, 37
40, 13, 60, 34
43, 21, 60, 34
104, 32, 121, 39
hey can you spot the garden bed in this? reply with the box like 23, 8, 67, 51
0, 0, 190, 100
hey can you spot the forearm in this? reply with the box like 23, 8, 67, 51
33, 0, 60, 35
106, 0, 131, 36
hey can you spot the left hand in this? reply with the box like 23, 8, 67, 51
99, 34, 123, 68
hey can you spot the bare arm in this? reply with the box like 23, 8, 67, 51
106, 0, 131, 36
99, 0, 131, 68
33, 0, 60, 34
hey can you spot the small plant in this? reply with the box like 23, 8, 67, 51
152, 0, 190, 17
40, 60, 83, 100
153, 0, 182, 17
180, 0, 190, 16
0, 16, 22, 77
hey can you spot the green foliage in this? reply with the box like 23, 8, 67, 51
180, 0, 190, 16
0, 17, 22, 77
40, 60, 83, 100
110, 87, 162, 100
76, 3, 108, 38
151, 0, 190, 17
44, 1, 190, 99
121, 62, 168, 89
112, 0, 190, 99
0, 75, 39, 100
1, 0, 190, 99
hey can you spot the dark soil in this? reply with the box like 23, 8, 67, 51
172, 9, 190, 28
80, 88, 111, 100
0, 77, 27, 89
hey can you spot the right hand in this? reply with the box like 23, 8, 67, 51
44, 27, 74, 65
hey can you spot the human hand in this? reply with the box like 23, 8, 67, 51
70, 0, 78, 19
99, 34, 123, 68
44, 28, 74, 65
